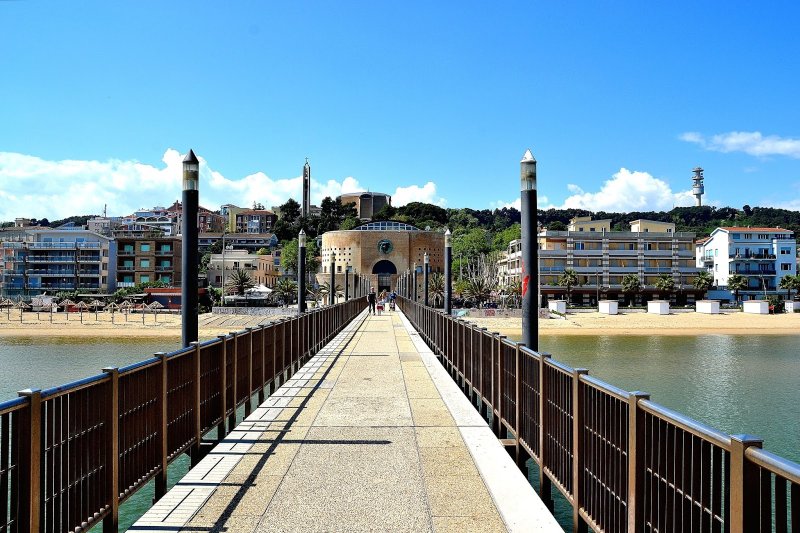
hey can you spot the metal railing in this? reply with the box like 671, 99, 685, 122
399, 296, 800, 533
0, 296, 366, 532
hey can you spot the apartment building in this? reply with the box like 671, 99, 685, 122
696, 227, 796, 301
538, 217, 700, 305
233, 209, 277, 234
198, 232, 278, 254
0, 229, 116, 298
206, 250, 259, 289
254, 254, 282, 288
116, 236, 182, 288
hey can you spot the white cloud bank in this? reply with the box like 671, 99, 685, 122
490, 169, 695, 212
680, 131, 800, 158
0, 149, 444, 222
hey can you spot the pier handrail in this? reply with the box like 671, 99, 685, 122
398, 295, 800, 533
0, 296, 366, 533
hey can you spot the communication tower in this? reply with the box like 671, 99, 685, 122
692, 166, 704, 207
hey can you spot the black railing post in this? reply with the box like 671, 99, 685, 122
101, 368, 120, 533
245, 328, 253, 418
17, 389, 41, 533
229, 332, 238, 429
572, 368, 589, 532
217, 335, 227, 440
538, 352, 554, 511
192, 341, 202, 466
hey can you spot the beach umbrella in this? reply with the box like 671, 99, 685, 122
105, 302, 120, 324
0, 298, 13, 320
14, 300, 30, 323
148, 300, 164, 323
119, 300, 133, 322
59, 299, 75, 321
76, 301, 89, 323
89, 299, 104, 320
37, 303, 52, 321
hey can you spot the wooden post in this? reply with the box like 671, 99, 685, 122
101, 368, 120, 533
229, 332, 238, 430
154, 353, 168, 502
730, 434, 763, 533
259, 325, 266, 404
191, 341, 202, 467
245, 328, 253, 418
627, 391, 650, 533
571, 368, 589, 532
496, 334, 505, 439
17, 389, 42, 533
539, 352, 554, 511
217, 335, 227, 440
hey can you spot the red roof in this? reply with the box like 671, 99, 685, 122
238, 209, 276, 216
695, 237, 711, 244
718, 227, 793, 233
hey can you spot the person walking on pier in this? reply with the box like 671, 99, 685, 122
368, 287, 377, 315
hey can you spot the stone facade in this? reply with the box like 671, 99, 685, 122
317, 221, 445, 293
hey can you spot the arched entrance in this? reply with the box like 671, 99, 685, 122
372, 260, 397, 293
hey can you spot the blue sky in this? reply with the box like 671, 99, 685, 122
2, 1, 800, 221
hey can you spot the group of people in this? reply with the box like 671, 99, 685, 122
367, 287, 396, 315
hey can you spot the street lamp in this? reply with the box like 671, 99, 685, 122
520, 148, 538, 351
329, 251, 336, 306
220, 231, 233, 306
423, 252, 430, 306
444, 229, 452, 314
298, 230, 306, 313
181, 149, 199, 348
345, 264, 351, 301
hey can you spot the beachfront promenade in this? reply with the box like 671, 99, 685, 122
131, 309, 559, 532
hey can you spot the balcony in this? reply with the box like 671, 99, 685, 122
155, 265, 173, 272
77, 255, 101, 263
607, 249, 637, 255
733, 269, 777, 276
573, 249, 604, 255
28, 242, 76, 250
27, 268, 76, 275
27, 256, 76, 263
78, 271, 101, 277
118, 250, 136, 257
729, 254, 776, 260
539, 266, 565, 273
118, 266, 136, 273
644, 267, 672, 273
702, 257, 714, 264
608, 266, 639, 273
643, 250, 672, 256
155, 249, 174, 256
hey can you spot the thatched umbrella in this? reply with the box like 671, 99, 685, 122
105, 301, 120, 324
0, 298, 13, 320
59, 299, 75, 321
119, 300, 133, 322
76, 301, 89, 323
89, 299, 105, 321
14, 300, 30, 323
37, 303, 52, 321
148, 300, 165, 323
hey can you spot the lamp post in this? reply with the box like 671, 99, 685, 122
298, 230, 306, 313
345, 264, 351, 301
520, 149, 538, 351
220, 231, 232, 306
412, 263, 418, 302
423, 252, 430, 306
445, 229, 452, 314
181, 149, 199, 348
329, 251, 336, 306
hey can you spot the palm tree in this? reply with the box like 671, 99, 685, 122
727, 273, 748, 304
463, 277, 493, 307
557, 269, 580, 303
429, 272, 445, 307
273, 279, 298, 306
502, 279, 522, 309
654, 274, 675, 299
693, 271, 714, 299
226, 269, 256, 296
621, 274, 641, 306
778, 273, 799, 301
306, 285, 325, 307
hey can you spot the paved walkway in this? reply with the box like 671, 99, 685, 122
132, 309, 560, 532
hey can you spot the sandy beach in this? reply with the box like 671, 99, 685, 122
465, 310, 800, 337
0, 310, 295, 339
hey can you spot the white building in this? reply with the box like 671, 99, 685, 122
206, 250, 259, 289
696, 227, 796, 301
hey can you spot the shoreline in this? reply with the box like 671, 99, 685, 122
464, 311, 800, 337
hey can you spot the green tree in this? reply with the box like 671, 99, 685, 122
654, 274, 675, 297
256, 247, 269, 255
429, 272, 445, 307
226, 269, 255, 296
548, 221, 567, 231
693, 271, 714, 298
727, 273, 747, 304
492, 223, 521, 251
272, 279, 297, 306
279, 198, 301, 222
557, 269, 580, 302
778, 274, 799, 301
621, 274, 642, 306
280, 238, 320, 275
452, 228, 491, 258
339, 216, 360, 230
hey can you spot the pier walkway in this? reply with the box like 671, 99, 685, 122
132, 309, 559, 532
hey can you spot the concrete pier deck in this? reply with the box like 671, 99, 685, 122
131, 309, 560, 532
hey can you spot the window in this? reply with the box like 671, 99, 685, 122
140, 259, 150, 268
574, 242, 585, 250
781, 263, 792, 271
781, 247, 791, 255
589, 227, 595, 232
140, 275, 150, 283
714, 249, 718, 256
758, 234, 769, 240
140, 244, 151, 252
732, 233, 740, 239
743, 233, 752, 239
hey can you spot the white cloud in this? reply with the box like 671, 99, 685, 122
680, 131, 800, 158
554, 168, 696, 211
392, 182, 446, 207
0, 149, 445, 222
